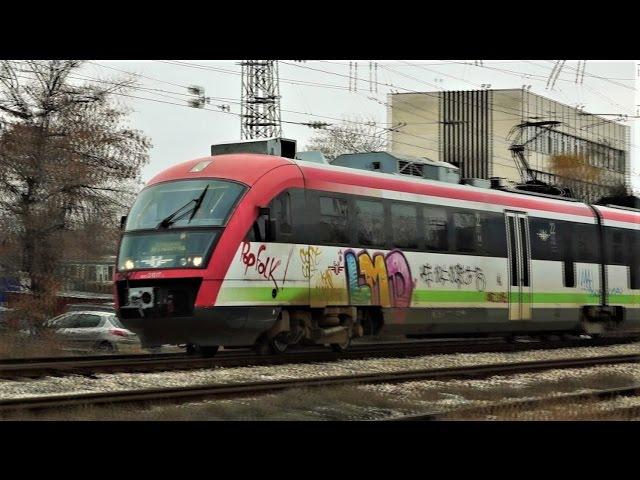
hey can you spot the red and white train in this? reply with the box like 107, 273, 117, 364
114, 139, 640, 355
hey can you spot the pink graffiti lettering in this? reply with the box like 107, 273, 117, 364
386, 250, 414, 308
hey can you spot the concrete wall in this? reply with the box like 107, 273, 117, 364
389, 92, 441, 161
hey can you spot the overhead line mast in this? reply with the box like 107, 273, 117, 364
240, 60, 282, 139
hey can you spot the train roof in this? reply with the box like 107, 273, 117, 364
146, 153, 640, 227
147, 154, 294, 188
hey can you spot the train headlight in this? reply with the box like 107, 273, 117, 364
193, 256, 203, 267
124, 259, 135, 270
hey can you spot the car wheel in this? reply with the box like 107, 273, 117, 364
96, 341, 116, 353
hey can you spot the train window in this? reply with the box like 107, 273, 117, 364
319, 196, 349, 244
391, 203, 418, 249
609, 228, 626, 264
484, 213, 507, 257
246, 221, 265, 242
631, 232, 640, 290
529, 218, 563, 261
355, 199, 385, 247
562, 224, 576, 288
453, 211, 481, 254
424, 206, 448, 251
574, 223, 598, 263
272, 192, 293, 236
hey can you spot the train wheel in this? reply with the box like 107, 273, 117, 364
269, 334, 289, 354
200, 346, 219, 357
330, 336, 351, 353
186, 344, 219, 357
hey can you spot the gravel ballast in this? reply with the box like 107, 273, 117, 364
0, 341, 639, 401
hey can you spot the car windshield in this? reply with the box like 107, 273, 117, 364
126, 179, 245, 231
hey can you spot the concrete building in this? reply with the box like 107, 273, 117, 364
388, 88, 630, 202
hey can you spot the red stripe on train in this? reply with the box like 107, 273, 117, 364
301, 165, 595, 217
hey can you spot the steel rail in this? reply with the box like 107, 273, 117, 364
0, 337, 635, 379
1, 353, 639, 414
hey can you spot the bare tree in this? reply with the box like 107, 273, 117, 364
305, 116, 387, 160
0, 60, 150, 325
548, 153, 604, 185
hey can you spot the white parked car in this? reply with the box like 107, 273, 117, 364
44, 310, 139, 353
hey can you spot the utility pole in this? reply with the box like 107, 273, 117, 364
240, 60, 282, 139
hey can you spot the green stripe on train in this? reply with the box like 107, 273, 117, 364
217, 287, 310, 303
217, 287, 638, 305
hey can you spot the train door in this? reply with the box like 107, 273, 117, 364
505, 211, 532, 321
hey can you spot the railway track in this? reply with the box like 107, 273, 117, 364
1, 352, 639, 415
0, 336, 636, 379
385, 384, 640, 421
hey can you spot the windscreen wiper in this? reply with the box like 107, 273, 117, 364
157, 185, 209, 229
186, 184, 209, 223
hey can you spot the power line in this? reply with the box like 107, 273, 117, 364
84, 64, 411, 128
8, 62, 630, 178
79, 62, 640, 160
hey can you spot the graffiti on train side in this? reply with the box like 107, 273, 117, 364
300, 246, 322, 279
313, 250, 345, 303
420, 263, 486, 292
316, 268, 344, 303
344, 249, 415, 308
328, 250, 345, 275
240, 242, 294, 296
578, 269, 622, 297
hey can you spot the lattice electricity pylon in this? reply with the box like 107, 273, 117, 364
546, 60, 566, 90
240, 60, 282, 139
575, 60, 587, 85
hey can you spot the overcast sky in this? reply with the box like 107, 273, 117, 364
79, 60, 638, 191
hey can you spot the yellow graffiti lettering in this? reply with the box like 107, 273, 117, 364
320, 269, 334, 289
358, 252, 391, 307
300, 246, 322, 279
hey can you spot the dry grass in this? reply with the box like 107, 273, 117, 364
446, 397, 640, 421
407, 371, 640, 403
0, 330, 147, 359
0, 331, 69, 359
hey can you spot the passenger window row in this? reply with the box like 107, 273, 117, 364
314, 191, 506, 256
258, 189, 640, 286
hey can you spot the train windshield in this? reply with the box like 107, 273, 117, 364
118, 230, 218, 270
125, 179, 246, 231
118, 179, 245, 271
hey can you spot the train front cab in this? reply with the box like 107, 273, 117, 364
114, 155, 305, 352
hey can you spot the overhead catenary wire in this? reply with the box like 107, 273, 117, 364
6, 61, 629, 180
148, 58, 632, 149
101, 61, 633, 173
